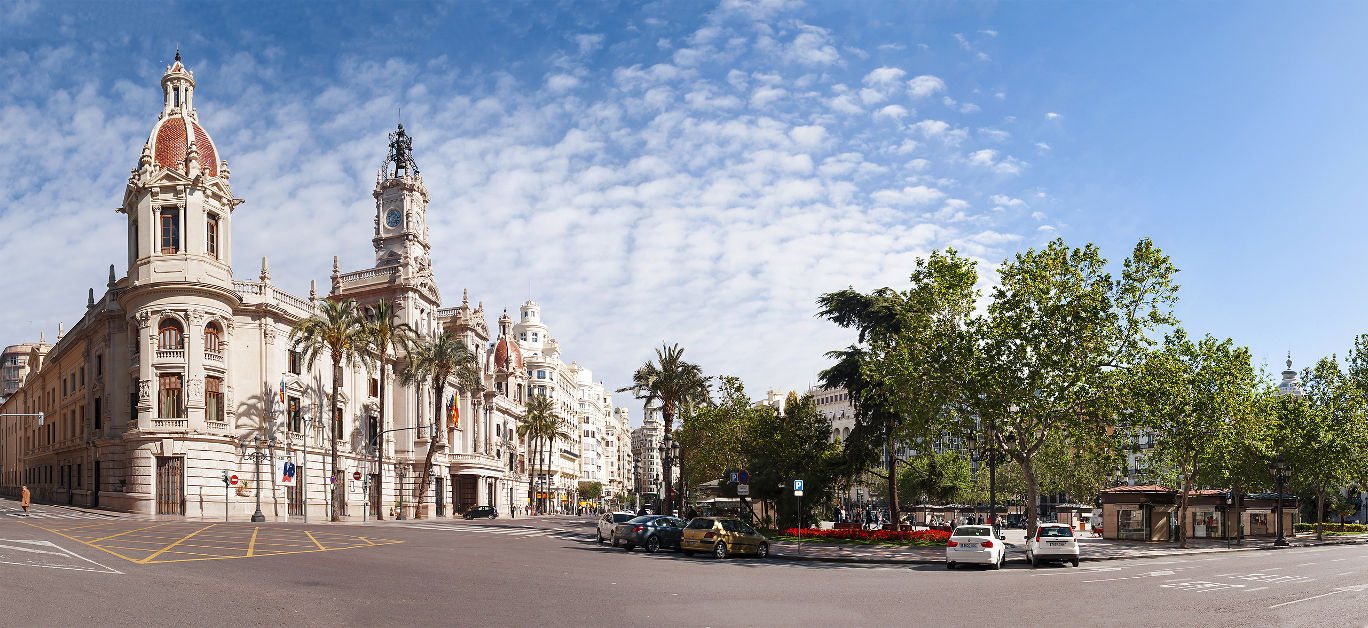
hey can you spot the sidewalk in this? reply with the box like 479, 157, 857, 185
769, 529, 1368, 565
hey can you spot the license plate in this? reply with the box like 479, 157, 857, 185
1048, 541, 1065, 546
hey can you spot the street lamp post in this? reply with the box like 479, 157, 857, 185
1269, 456, 1291, 547
671, 438, 681, 517
244, 435, 270, 523
657, 439, 669, 515
397, 464, 408, 520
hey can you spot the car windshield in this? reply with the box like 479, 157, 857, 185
1039, 526, 1074, 537
627, 516, 658, 525
953, 526, 991, 537
612, 514, 634, 523
685, 518, 715, 530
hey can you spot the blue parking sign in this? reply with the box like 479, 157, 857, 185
794, 479, 804, 491
730, 472, 739, 483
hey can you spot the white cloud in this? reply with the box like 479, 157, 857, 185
907, 75, 946, 99
872, 185, 945, 206
978, 127, 1010, 142
874, 105, 909, 121
967, 149, 1025, 175
979, 29, 998, 37
546, 73, 581, 92
960, 102, 980, 113
788, 124, 827, 147
990, 194, 1027, 211
574, 34, 606, 55
1046, 112, 1061, 120
787, 27, 840, 66
863, 66, 906, 85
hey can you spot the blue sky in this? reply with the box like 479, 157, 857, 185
3, 1, 1366, 422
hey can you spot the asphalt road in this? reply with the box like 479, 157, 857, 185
2, 504, 1365, 627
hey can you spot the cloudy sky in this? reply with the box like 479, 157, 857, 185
3, 1, 1367, 423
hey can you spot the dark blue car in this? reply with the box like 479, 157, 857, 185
612, 515, 687, 553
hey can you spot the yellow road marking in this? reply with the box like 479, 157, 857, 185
304, 531, 326, 550
139, 524, 217, 564
23, 522, 145, 563
88, 523, 173, 542
247, 527, 260, 557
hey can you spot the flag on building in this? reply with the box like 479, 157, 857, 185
448, 391, 460, 429
279, 378, 286, 404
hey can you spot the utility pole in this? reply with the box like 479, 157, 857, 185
245, 435, 269, 523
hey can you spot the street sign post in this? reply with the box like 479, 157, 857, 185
729, 472, 738, 483
221, 471, 235, 522
738, 470, 749, 484
353, 471, 362, 481
794, 479, 805, 556
794, 479, 804, 492
737, 483, 749, 496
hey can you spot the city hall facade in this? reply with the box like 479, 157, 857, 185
0, 55, 628, 518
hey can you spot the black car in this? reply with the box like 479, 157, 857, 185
464, 506, 498, 520
611, 515, 687, 553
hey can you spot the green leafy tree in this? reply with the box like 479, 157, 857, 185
290, 298, 374, 522
897, 449, 973, 512
618, 344, 712, 514
965, 238, 1179, 536
1344, 335, 1368, 517
1280, 356, 1364, 540
743, 392, 841, 528
1033, 429, 1127, 509
399, 330, 480, 519
817, 248, 979, 527
675, 376, 754, 488
578, 481, 603, 502
1129, 331, 1260, 548
361, 298, 418, 520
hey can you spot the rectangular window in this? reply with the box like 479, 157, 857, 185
206, 215, 219, 258
79, 367, 85, 387
289, 350, 302, 375
332, 407, 344, 440
77, 463, 82, 487
288, 397, 302, 433
160, 208, 180, 253
96, 355, 103, 377
369, 378, 379, 398
130, 392, 138, 420
158, 373, 184, 419
206, 376, 224, 423
93, 397, 102, 430
62, 379, 67, 396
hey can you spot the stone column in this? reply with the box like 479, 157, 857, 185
135, 310, 155, 428
185, 309, 205, 429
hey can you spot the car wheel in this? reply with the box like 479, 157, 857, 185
597, 531, 604, 545
991, 552, 1003, 570
644, 536, 661, 553
713, 542, 728, 559
682, 550, 694, 557
490, 513, 497, 520
1071, 556, 1080, 567
946, 561, 955, 570
1030, 553, 1039, 568
755, 542, 769, 558
623, 544, 635, 552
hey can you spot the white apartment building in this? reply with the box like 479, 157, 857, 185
630, 407, 668, 507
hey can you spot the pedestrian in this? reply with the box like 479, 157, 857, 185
20, 485, 30, 516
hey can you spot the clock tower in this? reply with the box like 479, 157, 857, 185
373, 123, 432, 270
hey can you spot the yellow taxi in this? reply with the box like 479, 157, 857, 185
679, 516, 770, 559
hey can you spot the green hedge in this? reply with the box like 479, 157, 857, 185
1294, 522, 1366, 533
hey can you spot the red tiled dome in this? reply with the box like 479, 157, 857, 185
493, 336, 522, 371
151, 116, 219, 178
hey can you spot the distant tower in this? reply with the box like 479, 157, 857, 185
372, 123, 433, 273
1277, 352, 1303, 397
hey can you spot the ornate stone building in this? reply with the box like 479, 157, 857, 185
0, 54, 624, 519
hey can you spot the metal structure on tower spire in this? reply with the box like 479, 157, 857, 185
385, 123, 419, 178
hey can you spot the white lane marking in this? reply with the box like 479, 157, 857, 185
1269, 590, 1342, 609
1331, 558, 1348, 562
1296, 562, 1317, 567
1161, 580, 1247, 593
0, 539, 122, 574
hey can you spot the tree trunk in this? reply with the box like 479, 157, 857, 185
376, 362, 387, 520
886, 429, 900, 527
1316, 488, 1325, 541
330, 356, 342, 522
414, 382, 445, 519
1178, 471, 1193, 549
1020, 455, 1039, 538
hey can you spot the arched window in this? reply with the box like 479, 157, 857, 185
158, 319, 184, 350
203, 322, 222, 354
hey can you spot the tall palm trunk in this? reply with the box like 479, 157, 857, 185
330, 352, 342, 522
414, 381, 446, 519
376, 362, 387, 520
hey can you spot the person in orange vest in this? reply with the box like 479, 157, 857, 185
20, 485, 31, 516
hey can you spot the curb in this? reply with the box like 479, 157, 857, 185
769, 537, 1368, 566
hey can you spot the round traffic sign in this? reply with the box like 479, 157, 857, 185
352, 471, 362, 481
229, 474, 240, 486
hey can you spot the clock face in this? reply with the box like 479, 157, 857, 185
385, 209, 402, 229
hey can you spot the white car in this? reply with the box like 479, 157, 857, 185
597, 512, 637, 544
1025, 523, 1080, 567
945, 525, 1006, 570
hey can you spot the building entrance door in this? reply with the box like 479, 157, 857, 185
457, 475, 478, 510
92, 461, 101, 508
287, 481, 304, 516
155, 456, 185, 515
370, 474, 382, 518
435, 477, 445, 517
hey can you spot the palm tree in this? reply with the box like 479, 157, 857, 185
362, 299, 418, 520
399, 330, 480, 519
618, 343, 711, 515
290, 298, 373, 522
517, 394, 571, 514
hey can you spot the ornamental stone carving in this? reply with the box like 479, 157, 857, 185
263, 324, 276, 345
186, 377, 203, 404
187, 308, 204, 324
138, 379, 151, 401
136, 310, 152, 328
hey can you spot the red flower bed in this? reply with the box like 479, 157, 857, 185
782, 528, 951, 544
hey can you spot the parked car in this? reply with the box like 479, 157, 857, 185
679, 516, 769, 559
945, 525, 1006, 570
1025, 523, 1080, 567
597, 512, 637, 544
612, 515, 686, 553
463, 505, 498, 520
